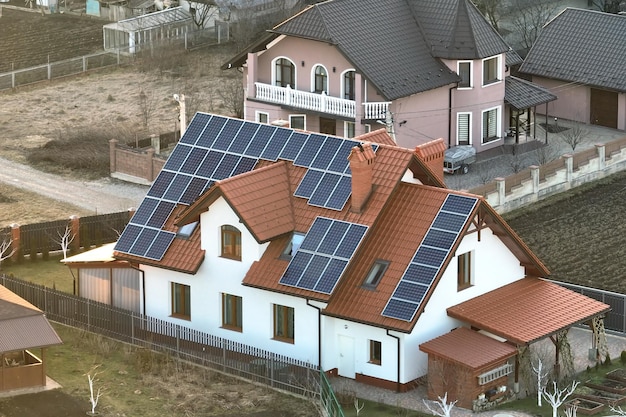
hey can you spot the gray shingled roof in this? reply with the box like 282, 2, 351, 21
411, 0, 510, 59
505, 76, 556, 110
519, 8, 626, 92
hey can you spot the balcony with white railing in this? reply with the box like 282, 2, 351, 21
254, 82, 390, 121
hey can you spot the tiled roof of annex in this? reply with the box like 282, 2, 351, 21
419, 326, 517, 370
447, 277, 611, 345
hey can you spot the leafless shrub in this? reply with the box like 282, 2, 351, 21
475, 162, 497, 184
217, 78, 244, 118
533, 145, 559, 165
560, 123, 589, 151
504, 147, 524, 174
138, 87, 158, 129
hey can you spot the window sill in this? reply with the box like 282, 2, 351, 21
220, 254, 242, 262
457, 283, 473, 291
170, 314, 191, 321
457, 86, 473, 90
482, 79, 501, 87
368, 360, 381, 366
272, 336, 295, 344
221, 325, 243, 333
481, 137, 502, 145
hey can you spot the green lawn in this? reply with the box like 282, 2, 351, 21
1, 253, 76, 293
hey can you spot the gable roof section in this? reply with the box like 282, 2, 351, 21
0, 285, 62, 353
505, 76, 557, 111
270, 0, 460, 100
411, 0, 510, 59
419, 327, 517, 370
447, 277, 611, 345
519, 8, 626, 92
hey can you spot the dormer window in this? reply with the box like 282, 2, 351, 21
363, 260, 389, 288
221, 225, 241, 261
313, 65, 328, 94
282, 232, 305, 259
177, 221, 198, 239
458, 61, 472, 88
482, 56, 500, 86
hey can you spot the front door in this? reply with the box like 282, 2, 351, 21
590, 88, 618, 129
320, 117, 336, 135
338, 335, 355, 378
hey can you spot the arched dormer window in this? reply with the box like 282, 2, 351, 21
312, 65, 328, 94
221, 225, 241, 261
342, 70, 356, 100
274, 57, 295, 88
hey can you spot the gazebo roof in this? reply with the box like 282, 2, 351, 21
447, 277, 611, 345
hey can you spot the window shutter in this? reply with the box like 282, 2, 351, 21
458, 113, 470, 145
488, 109, 498, 138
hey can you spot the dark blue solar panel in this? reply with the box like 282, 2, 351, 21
228, 122, 260, 154
260, 128, 290, 161
382, 298, 419, 322
144, 231, 176, 260
393, 281, 428, 304
294, 170, 324, 198
317, 221, 349, 256
131, 198, 159, 225
412, 246, 448, 267
300, 217, 332, 251
115, 224, 142, 252
179, 113, 210, 145
335, 224, 368, 258
325, 176, 352, 211
279, 252, 312, 286
308, 173, 341, 207
146, 201, 175, 228
147, 171, 175, 199
231, 157, 257, 177
310, 136, 342, 170
163, 144, 192, 171
432, 211, 467, 233
293, 134, 326, 168
280, 132, 308, 160
328, 140, 356, 173
196, 116, 227, 148
297, 255, 330, 290
163, 174, 192, 202
314, 258, 347, 294
130, 228, 158, 256
244, 124, 271, 157
442, 194, 477, 215
212, 154, 240, 180
402, 263, 438, 285
196, 151, 224, 178
180, 148, 208, 175
179, 177, 208, 205
422, 229, 457, 250
212, 119, 243, 151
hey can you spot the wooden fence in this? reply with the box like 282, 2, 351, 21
0, 273, 344, 416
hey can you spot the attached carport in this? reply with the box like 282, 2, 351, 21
446, 277, 611, 393
505, 76, 557, 144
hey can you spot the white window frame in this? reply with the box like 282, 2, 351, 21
344, 121, 355, 138
364, 124, 371, 133
482, 55, 501, 86
256, 111, 269, 124
311, 64, 329, 94
457, 251, 474, 291
481, 106, 501, 144
457, 60, 473, 89
456, 112, 472, 145
271, 56, 296, 89
289, 114, 306, 130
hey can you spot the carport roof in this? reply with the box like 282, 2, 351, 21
505, 76, 556, 111
447, 277, 610, 345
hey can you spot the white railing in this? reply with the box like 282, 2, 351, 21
478, 363, 513, 385
254, 82, 389, 120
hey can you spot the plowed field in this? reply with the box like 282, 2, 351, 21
0, 6, 104, 73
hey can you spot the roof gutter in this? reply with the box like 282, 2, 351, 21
307, 299, 322, 368
387, 329, 401, 392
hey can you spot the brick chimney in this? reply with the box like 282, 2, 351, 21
414, 138, 446, 183
348, 142, 376, 213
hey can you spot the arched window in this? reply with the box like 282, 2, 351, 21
343, 70, 356, 100
313, 65, 328, 94
274, 58, 295, 88
221, 225, 241, 260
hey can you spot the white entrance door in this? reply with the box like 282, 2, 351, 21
338, 335, 355, 378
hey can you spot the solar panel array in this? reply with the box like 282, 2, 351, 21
115, 113, 375, 260
279, 217, 368, 294
381, 194, 478, 322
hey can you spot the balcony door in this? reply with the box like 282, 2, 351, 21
319, 117, 336, 135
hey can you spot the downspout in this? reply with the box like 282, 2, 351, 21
387, 329, 401, 392
307, 299, 322, 369
448, 83, 458, 148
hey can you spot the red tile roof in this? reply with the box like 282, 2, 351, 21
419, 327, 517, 370
447, 277, 611, 345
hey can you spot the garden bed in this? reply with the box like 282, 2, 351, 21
585, 378, 626, 395
607, 369, 626, 383
565, 398, 605, 415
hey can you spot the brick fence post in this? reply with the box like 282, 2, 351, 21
109, 139, 118, 175
10, 223, 20, 262
70, 215, 80, 253
563, 154, 573, 183
495, 177, 505, 207
595, 144, 606, 170
529, 165, 539, 194
146, 148, 155, 182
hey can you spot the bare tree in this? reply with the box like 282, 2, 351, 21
542, 380, 580, 417
0, 236, 15, 270
138, 87, 158, 129
610, 405, 626, 416
188, 0, 219, 29
354, 398, 364, 416
533, 144, 558, 165
217, 78, 244, 119
423, 392, 457, 417
509, 0, 558, 51
53, 223, 76, 260
471, 0, 501, 31
588, 0, 626, 13
532, 358, 549, 406
560, 123, 589, 151
85, 366, 104, 416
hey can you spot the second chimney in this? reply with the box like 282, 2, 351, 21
348, 142, 376, 213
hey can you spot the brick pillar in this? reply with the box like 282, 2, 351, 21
10, 223, 20, 262
146, 148, 155, 182
69, 215, 80, 253
109, 139, 118, 175
563, 154, 573, 183
529, 165, 539, 194
150, 134, 160, 155
595, 144, 606, 170
495, 177, 505, 207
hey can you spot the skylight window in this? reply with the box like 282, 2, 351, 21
363, 260, 389, 288
282, 232, 305, 259
177, 221, 198, 239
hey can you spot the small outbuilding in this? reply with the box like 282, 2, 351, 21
0, 285, 62, 392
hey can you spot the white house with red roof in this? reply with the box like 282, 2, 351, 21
103, 113, 609, 406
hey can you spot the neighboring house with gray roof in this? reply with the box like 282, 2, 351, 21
224, 0, 555, 154
520, 8, 626, 130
